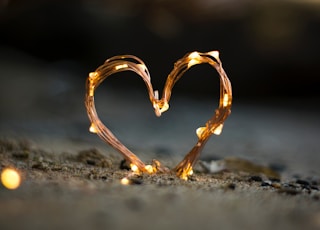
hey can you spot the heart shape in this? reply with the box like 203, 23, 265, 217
85, 51, 232, 180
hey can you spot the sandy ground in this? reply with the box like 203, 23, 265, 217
0, 137, 319, 230
0, 49, 320, 230
1, 96, 320, 230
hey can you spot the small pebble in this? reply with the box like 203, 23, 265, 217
271, 182, 282, 189
86, 159, 96, 166
249, 176, 262, 182
88, 173, 95, 180
77, 149, 111, 168
188, 175, 198, 182
130, 178, 143, 185
270, 178, 281, 183
282, 183, 298, 189
296, 179, 310, 186
32, 162, 48, 170
119, 159, 130, 170
101, 176, 107, 180
226, 183, 236, 190
261, 181, 272, 187
51, 165, 62, 171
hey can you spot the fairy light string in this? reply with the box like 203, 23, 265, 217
85, 51, 232, 180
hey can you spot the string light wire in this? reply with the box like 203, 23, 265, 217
85, 51, 232, 180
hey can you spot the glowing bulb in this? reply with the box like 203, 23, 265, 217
89, 123, 97, 133
138, 64, 147, 72
89, 85, 95, 97
115, 64, 128, 70
187, 52, 201, 68
159, 101, 169, 113
208, 51, 219, 60
154, 90, 159, 100
89, 72, 97, 78
188, 59, 200, 68
120, 177, 130, 185
145, 165, 154, 173
188, 52, 200, 59
213, 124, 224, 135
223, 93, 229, 107
130, 164, 139, 174
196, 127, 206, 138
1, 168, 21, 190
181, 175, 187, 180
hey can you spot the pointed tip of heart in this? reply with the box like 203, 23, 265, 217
176, 163, 194, 180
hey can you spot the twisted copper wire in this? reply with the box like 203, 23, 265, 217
85, 51, 232, 179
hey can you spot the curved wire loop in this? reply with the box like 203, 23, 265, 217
85, 51, 232, 179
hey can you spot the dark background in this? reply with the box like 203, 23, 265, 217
1, 0, 319, 99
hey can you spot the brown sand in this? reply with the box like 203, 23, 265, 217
0, 138, 319, 230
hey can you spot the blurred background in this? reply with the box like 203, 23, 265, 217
0, 0, 319, 177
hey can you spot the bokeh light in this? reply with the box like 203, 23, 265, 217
1, 168, 21, 190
